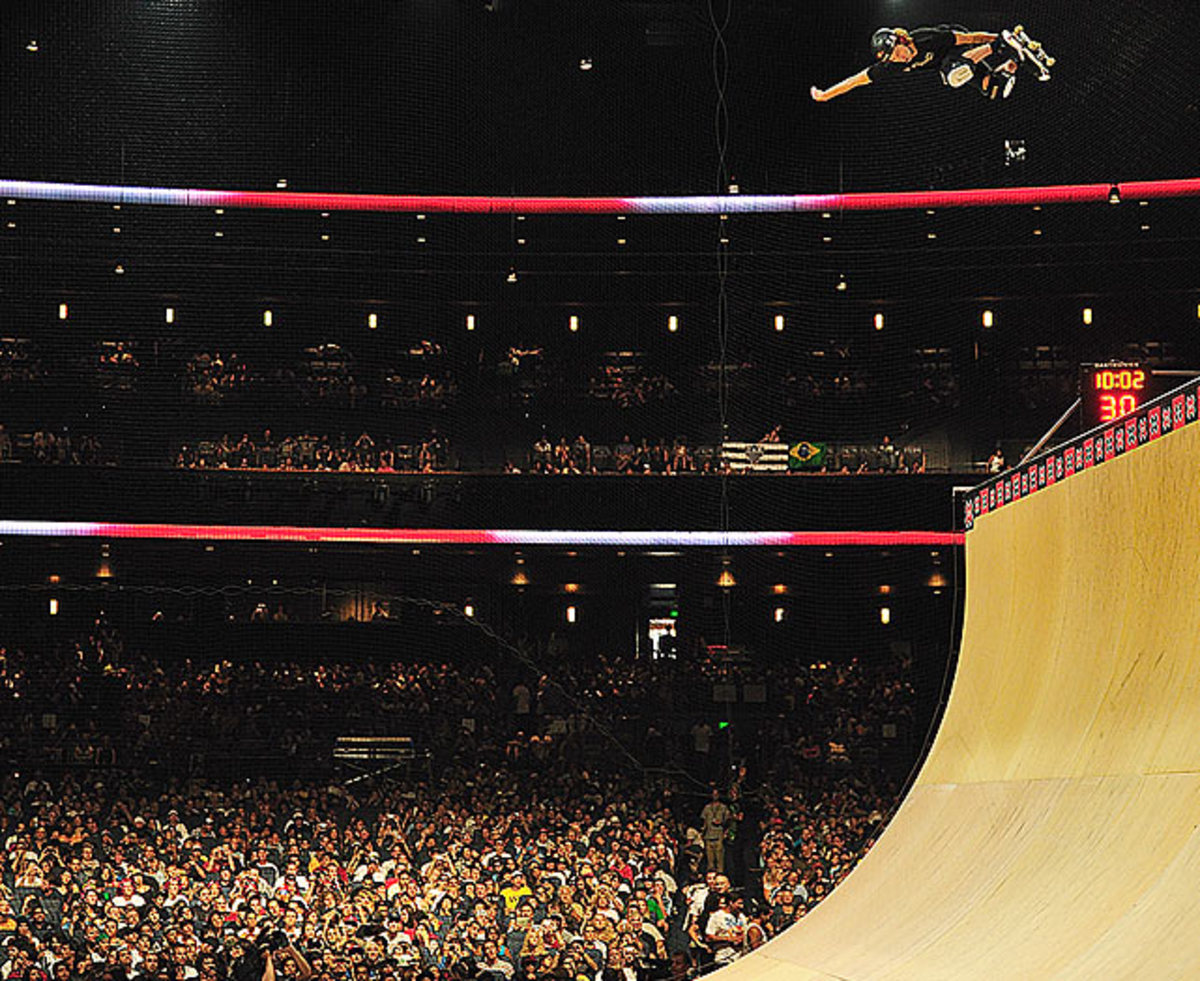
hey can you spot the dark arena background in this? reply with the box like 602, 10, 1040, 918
2, 2, 1199, 980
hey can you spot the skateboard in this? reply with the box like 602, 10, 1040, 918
1003, 25, 1054, 81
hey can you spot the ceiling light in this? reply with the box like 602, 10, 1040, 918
27, 41, 38, 53
165, 307, 175, 324
114, 264, 125, 275
263, 309, 273, 327
58, 303, 68, 321
874, 312, 884, 331
569, 315, 579, 333
276, 179, 288, 189
1108, 185, 1121, 205
466, 314, 476, 331
579, 57, 593, 71
982, 309, 994, 328
506, 267, 518, 284
367, 313, 378, 330
774, 314, 785, 332
1082, 307, 1093, 326
668, 314, 679, 333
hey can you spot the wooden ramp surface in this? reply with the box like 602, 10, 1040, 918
719, 422, 1200, 980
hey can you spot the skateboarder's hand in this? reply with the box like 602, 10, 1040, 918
810, 85, 828, 102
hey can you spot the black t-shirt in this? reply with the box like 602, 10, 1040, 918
867, 25, 962, 81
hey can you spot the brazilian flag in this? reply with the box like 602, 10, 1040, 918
789, 441, 827, 470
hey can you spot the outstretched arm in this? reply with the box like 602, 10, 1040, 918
811, 68, 872, 102
954, 31, 998, 45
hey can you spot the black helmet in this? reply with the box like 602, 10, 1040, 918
871, 28, 903, 60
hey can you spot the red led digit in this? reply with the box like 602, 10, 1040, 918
1117, 394, 1138, 417
1099, 393, 1117, 422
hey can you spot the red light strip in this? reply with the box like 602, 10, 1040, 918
0, 521, 963, 547
1, 177, 1199, 214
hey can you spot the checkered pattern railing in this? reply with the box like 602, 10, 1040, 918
964, 377, 1198, 531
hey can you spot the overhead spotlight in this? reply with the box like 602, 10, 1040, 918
773, 607, 786, 623
579, 57, 593, 71
276, 178, 288, 189
463, 602, 475, 618
774, 314, 785, 332
1108, 185, 1121, 205
874, 312, 884, 331
728, 181, 740, 194
569, 315, 580, 333
466, 314, 477, 331
367, 312, 378, 330
566, 605, 577, 623
836, 275, 847, 292
982, 309, 994, 329
27, 40, 39, 53
113, 264, 125, 275
1082, 307, 1093, 326
667, 314, 679, 333
165, 307, 175, 324
880, 607, 891, 625
262, 309, 273, 327
506, 267, 518, 284
58, 303, 68, 321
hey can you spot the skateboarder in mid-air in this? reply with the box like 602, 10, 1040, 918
811, 24, 1053, 103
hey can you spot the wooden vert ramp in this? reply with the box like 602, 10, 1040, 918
720, 420, 1200, 980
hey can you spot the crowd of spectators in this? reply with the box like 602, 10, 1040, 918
587, 366, 676, 411
0, 426, 107, 466
185, 355, 254, 405
517, 436, 925, 476
173, 433, 451, 473
521, 437, 704, 476
0, 619, 920, 980
0, 338, 45, 386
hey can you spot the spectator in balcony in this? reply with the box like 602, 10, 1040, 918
532, 435, 554, 474
668, 439, 694, 474
613, 436, 635, 474
570, 435, 593, 474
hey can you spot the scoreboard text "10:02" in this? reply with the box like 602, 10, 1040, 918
1080, 363, 1155, 429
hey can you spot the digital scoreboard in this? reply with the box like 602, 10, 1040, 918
1080, 363, 1162, 430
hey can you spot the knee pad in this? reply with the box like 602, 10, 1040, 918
940, 55, 974, 89
976, 56, 1016, 100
